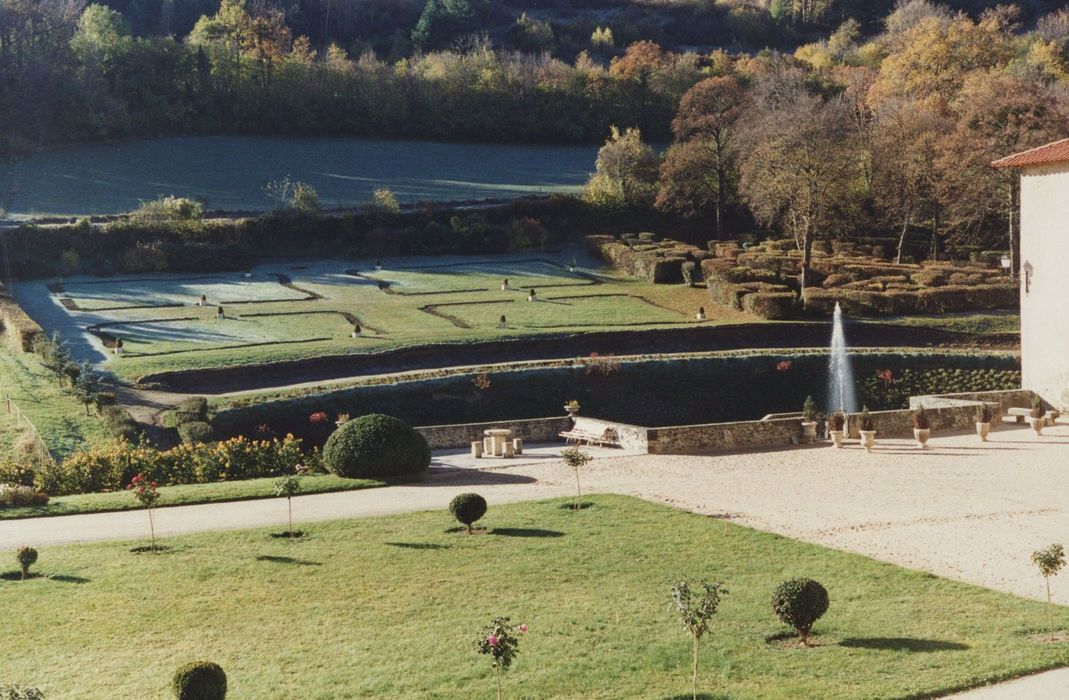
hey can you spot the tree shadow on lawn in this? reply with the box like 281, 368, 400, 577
0, 571, 90, 584
420, 468, 539, 487
838, 637, 969, 652
489, 528, 564, 538
662, 693, 730, 700
255, 555, 322, 566
386, 542, 452, 550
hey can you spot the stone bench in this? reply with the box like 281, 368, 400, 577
559, 428, 620, 447
1005, 407, 1059, 425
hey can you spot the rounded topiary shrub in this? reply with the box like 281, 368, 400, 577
771, 578, 829, 646
323, 414, 430, 478
449, 492, 487, 533
172, 661, 227, 700
178, 421, 214, 444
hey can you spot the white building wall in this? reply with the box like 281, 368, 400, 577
1019, 163, 1069, 410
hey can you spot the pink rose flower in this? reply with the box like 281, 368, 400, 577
487, 635, 499, 647
518, 624, 528, 634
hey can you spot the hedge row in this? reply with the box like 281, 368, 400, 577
0, 435, 311, 496
802, 284, 1017, 316
0, 297, 44, 352
587, 234, 707, 284
211, 352, 1019, 445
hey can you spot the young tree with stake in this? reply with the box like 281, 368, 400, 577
127, 473, 161, 552
1031, 543, 1065, 642
670, 579, 728, 700
561, 446, 593, 511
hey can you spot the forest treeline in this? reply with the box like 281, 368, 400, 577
1, 0, 1068, 151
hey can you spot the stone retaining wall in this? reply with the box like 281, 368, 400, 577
416, 416, 572, 449
646, 417, 802, 455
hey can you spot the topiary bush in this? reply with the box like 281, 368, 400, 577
172, 661, 227, 700
15, 546, 38, 580
174, 397, 209, 426
323, 414, 430, 478
771, 578, 829, 646
449, 492, 487, 533
178, 421, 214, 445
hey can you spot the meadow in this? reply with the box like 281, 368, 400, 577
1, 495, 1065, 699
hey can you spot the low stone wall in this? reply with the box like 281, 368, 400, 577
646, 417, 801, 455
845, 403, 1002, 439
912, 389, 1033, 413
416, 416, 572, 450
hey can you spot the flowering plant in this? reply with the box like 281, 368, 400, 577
127, 472, 161, 551
308, 411, 329, 424
876, 368, 894, 385
476, 617, 527, 700
775, 360, 792, 372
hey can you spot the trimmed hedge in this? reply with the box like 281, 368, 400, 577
0, 297, 44, 352
742, 292, 797, 320
100, 405, 139, 442
172, 661, 227, 700
449, 492, 488, 533
178, 421, 214, 444
771, 578, 829, 644
323, 414, 430, 478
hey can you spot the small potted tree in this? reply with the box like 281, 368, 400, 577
563, 399, 580, 417
913, 406, 931, 448
1030, 395, 1047, 435
800, 396, 818, 443
976, 404, 992, 442
828, 412, 846, 448
858, 407, 876, 452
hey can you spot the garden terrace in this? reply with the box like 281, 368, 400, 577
701, 239, 1017, 319
0, 496, 1066, 698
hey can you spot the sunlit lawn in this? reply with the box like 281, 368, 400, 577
0, 473, 382, 520
2, 495, 1066, 699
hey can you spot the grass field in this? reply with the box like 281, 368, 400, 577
0, 473, 382, 520
2, 495, 1065, 699
23, 255, 728, 381
0, 349, 111, 460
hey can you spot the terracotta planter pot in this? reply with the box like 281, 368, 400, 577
1030, 417, 1045, 435
859, 430, 876, 452
914, 428, 930, 448
976, 422, 991, 442
829, 430, 845, 448
801, 421, 818, 444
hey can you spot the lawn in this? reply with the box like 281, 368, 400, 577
871, 311, 1020, 336
0, 473, 382, 520
0, 348, 111, 460
2, 495, 1065, 699
19, 254, 735, 381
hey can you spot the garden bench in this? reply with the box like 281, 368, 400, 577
1005, 407, 1059, 425
559, 427, 620, 447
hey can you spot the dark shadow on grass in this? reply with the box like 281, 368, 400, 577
559, 501, 595, 511
269, 531, 307, 539
129, 545, 174, 554
48, 574, 91, 584
662, 695, 729, 700
490, 528, 564, 538
839, 637, 969, 652
386, 542, 452, 550
417, 468, 538, 487
1, 571, 43, 581
255, 555, 322, 566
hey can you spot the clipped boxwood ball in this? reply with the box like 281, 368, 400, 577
323, 414, 431, 478
449, 493, 487, 533
172, 661, 227, 700
771, 578, 829, 645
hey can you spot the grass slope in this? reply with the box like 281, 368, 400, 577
1, 495, 1066, 699
0, 473, 382, 520
0, 348, 111, 460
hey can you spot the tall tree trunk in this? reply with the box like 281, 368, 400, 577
714, 135, 725, 241
896, 213, 910, 264
930, 209, 940, 261
800, 225, 813, 305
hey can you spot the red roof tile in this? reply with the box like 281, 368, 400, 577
992, 138, 1069, 169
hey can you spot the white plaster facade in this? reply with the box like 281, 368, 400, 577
1018, 162, 1069, 409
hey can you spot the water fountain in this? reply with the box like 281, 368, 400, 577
828, 302, 858, 414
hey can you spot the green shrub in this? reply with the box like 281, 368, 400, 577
93, 392, 118, 408
15, 546, 37, 579
101, 405, 139, 441
174, 397, 209, 426
178, 421, 214, 444
742, 291, 797, 319
172, 661, 227, 700
323, 414, 430, 478
449, 492, 487, 533
771, 578, 829, 646
0, 685, 44, 700
680, 261, 697, 287
912, 270, 946, 288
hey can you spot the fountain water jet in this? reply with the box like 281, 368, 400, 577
828, 302, 858, 414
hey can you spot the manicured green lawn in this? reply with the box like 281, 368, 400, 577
27, 255, 726, 381
0, 473, 382, 520
2, 495, 1065, 699
0, 348, 111, 460
873, 311, 1020, 336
